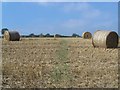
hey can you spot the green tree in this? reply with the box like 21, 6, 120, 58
1, 28, 9, 35
72, 33, 79, 37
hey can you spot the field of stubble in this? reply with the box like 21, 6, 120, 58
2, 38, 119, 88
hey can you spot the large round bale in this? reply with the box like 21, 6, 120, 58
92, 30, 119, 48
4, 31, 20, 41
82, 32, 92, 39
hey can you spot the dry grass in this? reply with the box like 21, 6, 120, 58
2, 37, 119, 88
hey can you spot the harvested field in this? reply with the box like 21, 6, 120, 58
2, 38, 119, 88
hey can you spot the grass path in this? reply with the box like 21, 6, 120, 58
51, 39, 73, 87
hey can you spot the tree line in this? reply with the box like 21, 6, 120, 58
21, 33, 81, 38
1, 28, 81, 38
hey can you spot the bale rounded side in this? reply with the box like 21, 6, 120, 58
82, 32, 92, 39
4, 31, 20, 41
4, 31, 10, 41
92, 30, 119, 48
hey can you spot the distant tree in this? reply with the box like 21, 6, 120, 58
29, 33, 35, 37
72, 33, 79, 37
21, 35, 25, 37
34, 35, 39, 37
45, 33, 50, 37
1, 28, 9, 35
55, 34, 61, 37
25, 35, 30, 38
39, 33, 44, 37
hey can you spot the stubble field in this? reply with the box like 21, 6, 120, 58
2, 38, 119, 88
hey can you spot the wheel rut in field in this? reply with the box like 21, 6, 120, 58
51, 39, 73, 87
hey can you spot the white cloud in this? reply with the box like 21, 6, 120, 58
61, 3, 101, 28
63, 3, 90, 12
1, 0, 119, 2
37, 2, 50, 6
60, 2, 117, 33
62, 19, 86, 28
63, 3, 101, 17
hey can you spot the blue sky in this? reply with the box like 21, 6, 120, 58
2, 2, 118, 36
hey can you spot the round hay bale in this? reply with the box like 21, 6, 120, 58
82, 32, 92, 39
92, 30, 119, 48
4, 31, 20, 41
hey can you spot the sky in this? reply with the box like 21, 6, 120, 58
2, 2, 118, 36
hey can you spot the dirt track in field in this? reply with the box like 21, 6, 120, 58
2, 38, 119, 88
